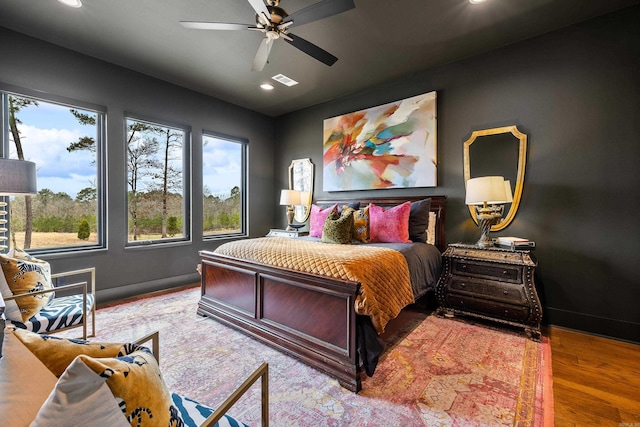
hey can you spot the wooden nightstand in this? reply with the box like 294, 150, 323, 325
266, 229, 309, 238
435, 243, 542, 340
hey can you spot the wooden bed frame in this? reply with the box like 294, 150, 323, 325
198, 195, 446, 393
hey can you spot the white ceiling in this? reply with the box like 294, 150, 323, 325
1, 0, 638, 117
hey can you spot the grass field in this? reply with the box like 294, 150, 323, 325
11, 230, 236, 250
12, 232, 98, 249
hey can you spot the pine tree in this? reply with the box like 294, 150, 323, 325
77, 219, 90, 240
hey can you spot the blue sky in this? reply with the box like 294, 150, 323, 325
12, 101, 96, 199
12, 98, 241, 199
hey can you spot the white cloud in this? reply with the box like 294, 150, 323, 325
202, 137, 242, 196
13, 124, 95, 197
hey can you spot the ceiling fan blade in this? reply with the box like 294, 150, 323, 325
246, 0, 271, 22
284, 33, 338, 66
252, 38, 273, 72
284, 0, 355, 28
180, 21, 254, 30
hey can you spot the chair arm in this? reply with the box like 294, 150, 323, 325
201, 362, 269, 427
132, 330, 160, 363
51, 267, 95, 297
3, 281, 87, 301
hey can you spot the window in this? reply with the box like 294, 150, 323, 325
202, 132, 247, 238
1, 88, 105, 253
125, 115, 190, 245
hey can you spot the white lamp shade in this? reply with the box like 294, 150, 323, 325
503, 180, 513, 203
279, 189, 301, 206
0, 159, 38, 195
465, 176, 509, 205
300, 191, 312, 205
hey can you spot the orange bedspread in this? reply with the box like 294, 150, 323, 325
214, 237, 414, 334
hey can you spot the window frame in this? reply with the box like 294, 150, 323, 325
0, 83, 107, 255
202, 130, 248, 240
124, 112, 192, 248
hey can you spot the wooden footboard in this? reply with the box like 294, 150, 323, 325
198, 251, 362, 392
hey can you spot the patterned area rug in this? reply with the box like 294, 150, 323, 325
62, 287, 552, 426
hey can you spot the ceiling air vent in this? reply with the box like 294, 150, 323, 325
272, 74, 299, 87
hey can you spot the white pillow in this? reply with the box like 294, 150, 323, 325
426, 211, 437, 246
31, 356, 130, 427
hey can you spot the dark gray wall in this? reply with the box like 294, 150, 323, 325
275, 6, 640, 342
0, 27, 276, 303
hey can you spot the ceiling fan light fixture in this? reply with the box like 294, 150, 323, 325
268, 6, 288, 24
57, 0, 82, 7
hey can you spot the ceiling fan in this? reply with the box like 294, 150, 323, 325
180, 0, 355, 71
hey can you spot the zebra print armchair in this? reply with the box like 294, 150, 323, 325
2, 267, 95, 340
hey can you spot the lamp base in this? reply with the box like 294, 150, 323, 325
286, 223, 305, 231
475, 216, 495, 248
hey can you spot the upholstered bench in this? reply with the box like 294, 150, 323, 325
0, 328, 268, 427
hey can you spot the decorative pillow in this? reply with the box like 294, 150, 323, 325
34, 349, 177, 427
0, 263, 20, 322
427, 211, 437, 246
12, 328, 131, 377
321, 210, 354, 244
352, 205, 370, 243
0, 248, 54, 322
369, 202, 411, 243
31, 358, 131, 427
408, 198, 431, 243
80, 349, 178, 426
309, 204, 337, 238
341, 202, 360, 212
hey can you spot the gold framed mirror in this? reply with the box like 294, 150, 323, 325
463, 125, 527, 231
288, 158, 314, 223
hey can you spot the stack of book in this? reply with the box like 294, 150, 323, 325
495, 236, 535, 250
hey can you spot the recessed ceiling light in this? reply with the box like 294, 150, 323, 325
469, 0, 487, 3
272, 74, 299, 87
58, 0, 82, 7
260, 83, 275, 91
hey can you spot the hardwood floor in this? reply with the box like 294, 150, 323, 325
549, 326, 640, 427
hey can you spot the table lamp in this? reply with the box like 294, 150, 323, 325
279, 189, 302, 231
465, 176, 511, 247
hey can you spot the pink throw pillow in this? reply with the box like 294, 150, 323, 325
309, 204, 338, 237
369, 202, 411, 243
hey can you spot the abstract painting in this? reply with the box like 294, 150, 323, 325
323, 91, 437, 191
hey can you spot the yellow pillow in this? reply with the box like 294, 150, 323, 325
12, 329, 125, 377
79, 350, 175, 427
352, 205, 370, 243
0, 249, 54, 321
